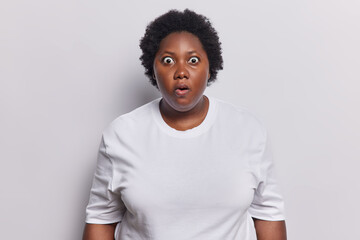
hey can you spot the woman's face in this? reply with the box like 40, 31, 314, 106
153, 31, 210, 112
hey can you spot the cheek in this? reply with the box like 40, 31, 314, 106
157, 74, 173, 89
155, 62, 172, 76
192, 69, 209, 86
155, 72, 173, 94
154, 66, 169, 86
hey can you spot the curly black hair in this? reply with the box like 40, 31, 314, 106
139, 9, 223, 88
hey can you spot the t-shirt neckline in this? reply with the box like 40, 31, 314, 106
151, 95, 217, 138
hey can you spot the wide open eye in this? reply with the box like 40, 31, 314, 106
188, 56, 199, 64
162, 57, 174, 64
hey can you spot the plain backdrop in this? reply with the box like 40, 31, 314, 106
1, 0, 359, 239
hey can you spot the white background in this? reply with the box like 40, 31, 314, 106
1, 0, 359, 239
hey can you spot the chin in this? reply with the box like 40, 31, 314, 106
171, 98, 199, 112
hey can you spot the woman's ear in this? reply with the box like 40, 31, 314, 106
208, 72, 211, 80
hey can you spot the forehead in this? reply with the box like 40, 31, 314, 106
157, 31, 205, 53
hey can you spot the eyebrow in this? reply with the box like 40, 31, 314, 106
161, 51, 175, 55
187, 50, 198, 54
159, 50, 200, 55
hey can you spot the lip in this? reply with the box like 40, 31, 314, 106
174, 83, 190, 97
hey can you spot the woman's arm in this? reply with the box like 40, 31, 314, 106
253, 219, 287, 240
82, 223, 118, 240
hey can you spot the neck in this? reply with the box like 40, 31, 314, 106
159, 95, 209, 131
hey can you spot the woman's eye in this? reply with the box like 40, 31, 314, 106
188, 57, 199, 64
162, 57, 174, 64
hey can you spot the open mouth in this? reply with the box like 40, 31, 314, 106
175, 84, 190, 96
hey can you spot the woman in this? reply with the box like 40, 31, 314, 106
83, 9, 287, 240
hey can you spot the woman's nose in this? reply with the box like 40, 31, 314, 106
174, 63, 189, 80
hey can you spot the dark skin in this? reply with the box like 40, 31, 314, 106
153, 31, 210, 131
254, 219, 287, 240
82, 223, 117, 240
83, 31, 287, 240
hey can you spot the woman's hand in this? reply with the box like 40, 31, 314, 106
82, 223, 118, 240
253, 218, 287, 240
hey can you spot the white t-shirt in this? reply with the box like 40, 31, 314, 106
85, 96, 285, 240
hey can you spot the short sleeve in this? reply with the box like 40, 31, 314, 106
85, 135, 126, 224
248, 130, 286, 221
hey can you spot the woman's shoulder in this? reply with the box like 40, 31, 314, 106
211, 96, 267, 136
103, 98, 161, 135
